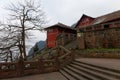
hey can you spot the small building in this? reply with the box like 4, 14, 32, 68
75, 14, 95, 49
76, 10, 120, 49
75, 14, 95, 29
45, 23, 76, 48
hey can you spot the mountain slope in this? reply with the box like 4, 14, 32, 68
27, 41, 46, 58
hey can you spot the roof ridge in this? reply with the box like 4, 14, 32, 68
44, 22, 76, 31
95, 10, 120, 18
83, 14, 95, 19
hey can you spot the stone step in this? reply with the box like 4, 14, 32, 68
61, 67, 88, 80
75, 59, 120, 74
65, 65, 101, 80
69, 63, 119, 80
60, 59, 120, 80
59, 69, 76, 80
73, 61, 120, 79
67, 65, 102, 80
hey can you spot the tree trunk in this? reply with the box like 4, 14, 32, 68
22, 25, 26, 60
18, 40, 23, 59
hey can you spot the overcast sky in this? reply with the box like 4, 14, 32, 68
0, 0, 120, 32
0, 0, 120, 26
42, 0, 120, 26
0, 0, 120, 52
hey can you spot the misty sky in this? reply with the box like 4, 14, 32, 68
0, 0, 120, 25
42, 0, 120, 25
0, 0, 120, 33
0, 0, 120, 52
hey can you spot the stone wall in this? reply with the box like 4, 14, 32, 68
84, 28, 120, 48
56, 33, 76, 46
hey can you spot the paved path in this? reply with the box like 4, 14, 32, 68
2, 72, 67, 80
76, 58, 120, 71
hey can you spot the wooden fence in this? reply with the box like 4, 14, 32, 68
0, 46, 75, 79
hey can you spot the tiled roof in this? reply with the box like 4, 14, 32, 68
44, 22, 76, 31
91, 10, 120, 25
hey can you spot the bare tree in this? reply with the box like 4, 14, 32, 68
4, 0, 46, 60
0, 24, 21, 62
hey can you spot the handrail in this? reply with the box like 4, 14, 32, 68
59, 46, 71, 53
58, 46, 72, 60
56, 45, 74, 68
58, 52, 69, 59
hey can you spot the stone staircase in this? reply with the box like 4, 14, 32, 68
60, 59, 120, 80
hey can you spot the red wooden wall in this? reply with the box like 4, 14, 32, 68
46, 26, 76, 48
46, 27, 58, 48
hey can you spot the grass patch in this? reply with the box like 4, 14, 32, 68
75, 48, 120, 59
76, 48, 120, 53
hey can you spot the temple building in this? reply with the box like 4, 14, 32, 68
45, 23, 76, 48
76, 10, 120, 49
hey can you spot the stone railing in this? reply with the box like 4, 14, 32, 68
58, 46, 74, 67
0, 46, 75, 79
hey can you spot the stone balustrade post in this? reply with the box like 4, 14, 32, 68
37, 58, 44, 73
70, 48, 75, 61
54, 57, 60, 71
16, 56, 24, 77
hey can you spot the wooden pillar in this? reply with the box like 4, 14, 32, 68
68, 34, 71, 41
62, 34, 64, 46
77, 30, 85, 49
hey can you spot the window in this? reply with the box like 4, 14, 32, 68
48, 29, 53, 32
86, 27, 92, 31
104, 24, 109, 29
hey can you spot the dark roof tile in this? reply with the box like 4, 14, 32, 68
91, 10, 120, 25
44, 22, 76, 31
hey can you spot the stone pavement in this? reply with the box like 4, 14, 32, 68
2, 72, 67, 80
76, 58, 120, 71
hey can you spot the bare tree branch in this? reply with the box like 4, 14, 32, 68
0, 0, 47, 61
